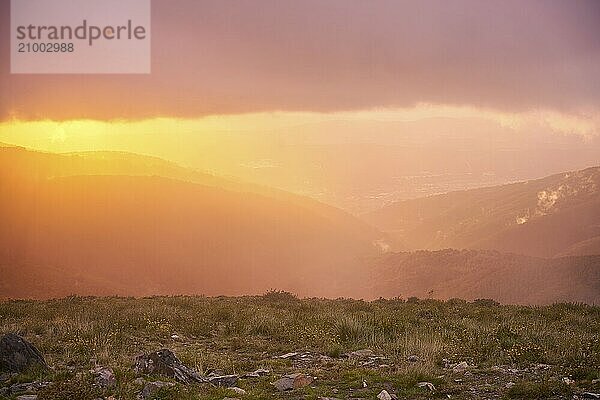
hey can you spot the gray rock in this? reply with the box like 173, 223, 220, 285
563, 377, 575, 385
583, 393, 600, 399
407, 355, 419, 362
377, 390, 397, 400
91, 366, 116, 388
452, 361, 468, 373
241, 368, 269, 378
134, 349, 206, 384
348, 349, 373, 358
278, 352, 298, 359
417, 382, 436, 391
208, 374, 239, 387
228, 387, 246, 395
134, 377, 146, 385
0, 381, 51, 396
139, 381, 175, 399
16, 395, 37, 400
0, 334, 47, 373
273, 373, 314, 391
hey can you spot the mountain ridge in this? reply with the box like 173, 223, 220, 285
365, 166, 600, 258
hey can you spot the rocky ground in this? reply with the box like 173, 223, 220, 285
0, 294, 599, 399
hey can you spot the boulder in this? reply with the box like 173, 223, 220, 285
273, 373, 314, 391
91, 366, 116, 388
377, 390, 397, 400
134, 349, 206, 384
0, 381, 51, 396
452, 361, 468, 373
278, 352, 298, 359
228, 387, 246, 395
241, 368, 269, 378
0, 334, 47, 373
582, 393, 600, 399
208, 374, 239, 387
417, 381, 436, 391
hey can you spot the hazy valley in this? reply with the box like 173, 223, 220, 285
1, 143, 598, 304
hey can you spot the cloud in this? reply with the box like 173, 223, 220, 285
1, 0, 600, 120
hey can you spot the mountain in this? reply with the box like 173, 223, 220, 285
372, 249, 600, 305
365, 167, 600, 258
1, 144, 380, 245
0, 146, 383, 299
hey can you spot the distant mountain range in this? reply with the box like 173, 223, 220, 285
365, 167, 600, 258
1, 143, 598, 304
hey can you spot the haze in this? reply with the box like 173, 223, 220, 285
1, 0, 599, 303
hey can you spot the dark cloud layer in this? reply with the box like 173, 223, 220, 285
1, 0, 599, 120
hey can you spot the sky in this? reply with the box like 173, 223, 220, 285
1, 0, 600, 211
1, 0, 600, 120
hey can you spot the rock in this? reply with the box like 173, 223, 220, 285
348, 349, 373, 358
228, 386, 246, 395
0, 334, 47, 373
377, 390, 393, 400
278, 352, 298, 359
562, 377, 575, 385
0, 381, 51, 396
583, 393, 600, 399
407, 355, 419, 362
208, 369, 226, 377
241, 368, 269, 378
16, 396, 37, 400
505, 382, 515, 389
417, 382, 436, 391
209, 374, 239, 387
452, 361, 468, 373
140, 381, 175, 399
91, 366, 116, 388
134, 349, 206, 384
273, 373, 314, 391
592, 378, 600, 384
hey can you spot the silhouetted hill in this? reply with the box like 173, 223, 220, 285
365, 167, 600, 258
0, 147, 382, 299
372, 249, 600, 304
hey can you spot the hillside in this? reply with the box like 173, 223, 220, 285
1, 296, 599, 400
365, 167, 600, 258
371, 249, 600, 305
0, 143, 382, 242
0, 146, 382, 299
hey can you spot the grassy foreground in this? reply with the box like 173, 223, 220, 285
1, 293, 599, 399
